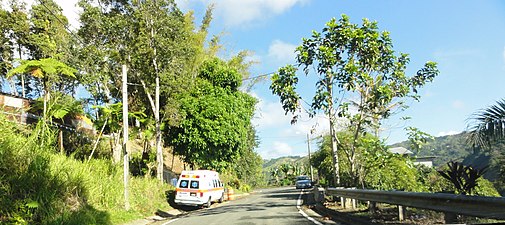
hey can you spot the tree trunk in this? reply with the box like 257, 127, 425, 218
18, 44, 25, 98
112, 132, 122, 164
327, 76, 340, 186
59, 130, 64, 154
155, 76, 163, 182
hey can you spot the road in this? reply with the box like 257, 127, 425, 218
161, 187, 323, 225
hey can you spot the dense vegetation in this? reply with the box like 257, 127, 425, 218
0, 115, 172, 224
270, 15, 439, 187
392, 132, 505, 195
1, 0, 264, 223
263, 156, 310, 186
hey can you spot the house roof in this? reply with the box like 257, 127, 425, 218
389, 147, 413, 155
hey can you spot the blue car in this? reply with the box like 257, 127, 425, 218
295, 176, 313, 189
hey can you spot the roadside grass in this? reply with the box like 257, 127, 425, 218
0, 115, 173, 224
49, 150, 174, 224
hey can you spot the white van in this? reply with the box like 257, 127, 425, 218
174, 170, 225, 207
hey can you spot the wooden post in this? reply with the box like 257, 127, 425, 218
59, 130, 64, 154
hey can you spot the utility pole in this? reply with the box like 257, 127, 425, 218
307, 133, 314, 181
122, 65, 130, 210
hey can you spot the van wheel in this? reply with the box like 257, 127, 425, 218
218, 193, 224, 203
205, 197, 211, 208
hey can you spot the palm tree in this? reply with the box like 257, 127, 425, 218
467, 99, 505, 148
279, 163, 292, 179
7, 58, 76, 119
269, 168, 280, 184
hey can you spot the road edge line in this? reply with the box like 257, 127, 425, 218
161, 218, 179, 225
297, 190, 324, 225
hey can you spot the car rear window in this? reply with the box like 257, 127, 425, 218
296, 176, 310, 180
179, 179, 189, 188
190, 180, 199, 189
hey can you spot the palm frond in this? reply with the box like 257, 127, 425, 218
467, 99, 505, 148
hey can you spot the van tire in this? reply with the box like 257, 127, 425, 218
218, 193, 224, 203
205, 197, 211, 208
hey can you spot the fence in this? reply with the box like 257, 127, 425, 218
324, 187, 505, 222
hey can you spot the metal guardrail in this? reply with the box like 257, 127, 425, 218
326, 188, 505, 220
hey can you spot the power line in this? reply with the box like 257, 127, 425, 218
242, 71, 275, 81
36, 0, 85, 46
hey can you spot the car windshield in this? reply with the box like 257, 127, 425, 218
296, 176, 310, 181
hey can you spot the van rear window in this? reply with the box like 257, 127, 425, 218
190, 180, 199, 189
179, 180, 189, 188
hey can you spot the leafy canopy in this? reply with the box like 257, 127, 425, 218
7, 58, 76, 79
167, 57, 257, 171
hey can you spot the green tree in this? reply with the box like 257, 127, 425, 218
271, 15, 438, 186
7, 58, 76, 119
405, 126, 434, 153
0, 4, 13, 87
27, 0, 70, 60
7, 0, 31, 97
167, 57, 257, 171
77, 0, 199, 180
279, 163, 292, 179
312, 132, 422, 190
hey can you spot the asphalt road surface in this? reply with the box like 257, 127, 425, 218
162, 187, 321, 225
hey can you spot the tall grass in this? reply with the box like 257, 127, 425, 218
0, 115, 173, 224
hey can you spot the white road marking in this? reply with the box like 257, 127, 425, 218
297, 190, 324, 225
162, 218, 179, 225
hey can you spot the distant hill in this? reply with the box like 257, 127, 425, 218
263, 132, 504, 186
390, 132, 473, 167
263, 156, 308, 171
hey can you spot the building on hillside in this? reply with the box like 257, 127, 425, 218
0, 92, 94, 133
389, 147, 413, 155
388, 146, 435, 168
0, 92, 37, 124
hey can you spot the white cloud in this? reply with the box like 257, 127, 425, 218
203, 0, 309, 27
55, 0, 81, 30
251, 92, 292, 128
437, 130, 460, 137
260, 141, 298, 159
268, 40, 297, 64
272, 141, 294, 154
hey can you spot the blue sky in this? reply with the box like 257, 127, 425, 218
175, 0, 505, 159
12, 0, 505, 159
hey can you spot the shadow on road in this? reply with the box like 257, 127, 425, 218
165, 190, 202, 212
263, 187, 302, 201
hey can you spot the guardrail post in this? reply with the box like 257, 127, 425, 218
313, 187, 325, 203
444, 212, 457, 224
398, 205, 405, 221
368, 201, 377, 214
344, 197, 352, 209
349, 187, 356, 209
